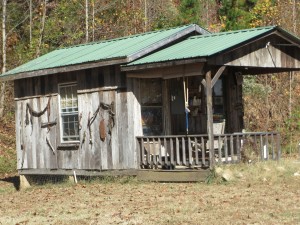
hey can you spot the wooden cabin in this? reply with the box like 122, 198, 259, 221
122, 26, 300, 172
1, 25, 300, 179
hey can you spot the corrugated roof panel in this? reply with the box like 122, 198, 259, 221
1, 24, 200, 78
127, 26, 276, 66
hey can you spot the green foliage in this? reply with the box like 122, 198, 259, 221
249, 0, 279, 27
44, 1, 85, 48
177, 0, 202, 25
243, 75, 271, 99
0, 133, 16, 174
219, 0, 258, 30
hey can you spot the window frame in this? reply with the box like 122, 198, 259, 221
140, 78, 163, 136
58, 82, 80, 144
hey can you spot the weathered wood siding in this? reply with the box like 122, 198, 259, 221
209, 34, 300, 68
14, 65, 141, 172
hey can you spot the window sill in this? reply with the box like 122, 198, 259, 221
57, 142, 80, 151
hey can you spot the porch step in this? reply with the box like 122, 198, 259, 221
137, 169, 210, 182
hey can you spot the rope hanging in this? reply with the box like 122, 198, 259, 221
25, 97, 51, 127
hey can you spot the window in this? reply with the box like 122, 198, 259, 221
59, 83, 79, 142
213, 79, 225, 121
140, 79, 163, 136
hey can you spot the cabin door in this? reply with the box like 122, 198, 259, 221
169, 78, 186, 134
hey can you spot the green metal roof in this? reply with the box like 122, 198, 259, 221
126, 26, 300, 67
1, 24, 207, 80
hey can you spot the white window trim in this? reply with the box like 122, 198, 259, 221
58, 82, 80, 144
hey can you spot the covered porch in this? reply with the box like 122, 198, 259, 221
123, 26, 300, 171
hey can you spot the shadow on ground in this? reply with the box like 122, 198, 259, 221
0, 176, 20, 190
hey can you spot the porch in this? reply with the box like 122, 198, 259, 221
136, 132, 281, 170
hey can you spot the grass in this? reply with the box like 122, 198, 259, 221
0, 133, 17, 175
0, 158, 300, 224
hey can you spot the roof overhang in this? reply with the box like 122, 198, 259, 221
0, 57, 128, 81
122, 58, 207, 72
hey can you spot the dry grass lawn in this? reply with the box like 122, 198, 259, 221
1, 158, 300, 225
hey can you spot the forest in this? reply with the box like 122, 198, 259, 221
0, 0, 300, 157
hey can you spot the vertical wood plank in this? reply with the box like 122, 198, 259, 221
15, 101, 22, 169
218, 136, 222, 163
260, 134, 264, 160
170, 138, 174, 168
48, 95, 58, 169
157, 138, 162, 166
110, 90, 119, 169
265, 134, 269, 160
230, 135, 234, 163
188, 137, 192, 167
201, 137, 205, 166
182, 137, 186, 166
176, 137, 180, 165
152, 138, 157, 167
206, 70, 214, 168
194, 137, 199, 165
224, 136, 228, 163
236, 135, 240, 162
116, 90, 124, 168
141, 138, 145, 166
146, 138, 150, 166
136, 138, 141, 168
130, 78, 143, 169
120, 90, 129, 168
164, 138, 168, 166
37, 97, 44, 169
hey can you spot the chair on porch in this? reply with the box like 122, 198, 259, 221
143, 141, 169, 169
212, 119, 226, 149
191, 119, 226, 159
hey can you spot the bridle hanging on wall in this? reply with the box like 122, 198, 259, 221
86, 101, 115, 144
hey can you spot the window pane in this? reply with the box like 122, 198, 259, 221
213, 80, 223, 96
140, 79, 162, 106
59, 83, 79, 142
141, 107, 162, 135
62, 114, 79, 141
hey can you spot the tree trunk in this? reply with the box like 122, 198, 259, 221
0, 0, 7, 117
85, 0, 89, 43
36, 0, 47, 57
144, 0, 147, 32
92, 0, 94, 41
29, 0, 32, 45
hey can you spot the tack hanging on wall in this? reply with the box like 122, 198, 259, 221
100, 119, 106, 142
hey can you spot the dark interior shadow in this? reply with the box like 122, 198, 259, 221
0, 176, 20, 191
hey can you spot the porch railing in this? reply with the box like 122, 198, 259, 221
136, 132, 281, 169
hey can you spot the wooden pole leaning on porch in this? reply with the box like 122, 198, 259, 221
206, 70, 215, 168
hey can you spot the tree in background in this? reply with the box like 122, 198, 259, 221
177, 0, 202, 25
250, 0, 279, 27
218, 0, 257, 30
0, 0, 300, 152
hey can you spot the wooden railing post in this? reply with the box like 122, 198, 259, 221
136, 138, 141, 169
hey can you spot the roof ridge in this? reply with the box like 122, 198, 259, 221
60, 24, 196, 50
189, 26, 277, 39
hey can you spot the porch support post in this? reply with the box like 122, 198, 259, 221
206, 69, 215, 168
